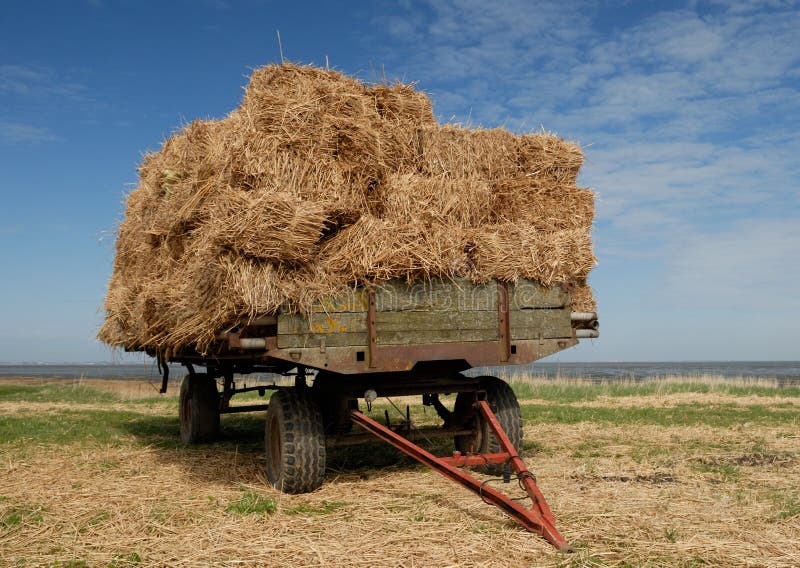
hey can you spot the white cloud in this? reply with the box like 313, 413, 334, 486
0, 121, 57, 144
662, 218, 800, 309
0, 64, 88, 101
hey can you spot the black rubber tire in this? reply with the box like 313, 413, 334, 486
179, 373, 220, 444
454, 376, 523, 475
265, 389, 326, 494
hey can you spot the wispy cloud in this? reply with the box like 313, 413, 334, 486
1, 64, 92, 144
0, 64, 89, 101
662, 218, 800, 309
0, 121, 57, 144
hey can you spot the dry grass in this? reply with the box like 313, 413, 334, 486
4, 376, 797, 566
98, 62, 596, 356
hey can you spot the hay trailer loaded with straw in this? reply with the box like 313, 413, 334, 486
159, 276, 598, 550
101, 63, 599, 550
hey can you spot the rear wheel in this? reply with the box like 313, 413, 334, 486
179, 373, 220, 443
454, 376, 522, 474
265, 389, 326, 494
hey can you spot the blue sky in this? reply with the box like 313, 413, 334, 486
1, 0, 798, 363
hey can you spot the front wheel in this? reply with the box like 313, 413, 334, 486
179, 373, 220, 443
265, 389, 326, 494
454, 376, 523, 474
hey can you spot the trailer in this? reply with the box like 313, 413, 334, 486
154, 276, 598, 550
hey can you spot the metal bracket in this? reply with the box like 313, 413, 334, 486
157, 355, 169, 394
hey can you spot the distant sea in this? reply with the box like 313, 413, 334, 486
1, 361, 799, 385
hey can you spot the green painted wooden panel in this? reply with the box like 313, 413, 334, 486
510, 280, 568, 309
276, 278, 569, 348
278, 313, 367, 335
280, 289, 368, 314
376, 328, 499, 345
375, 278, 498, 312
510, 309, 571, 339
276, 332, 368, 349
374, 310, 497, 331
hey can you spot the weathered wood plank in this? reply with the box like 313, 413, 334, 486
375, 278, 498, 312
510, 309, 572, 339
374, 310, 498, 331
376, 328, 499, 345
278, 313, 367, 335
280, 289, 368, 314
510, 280, 568, 309
276, 332, 368, 349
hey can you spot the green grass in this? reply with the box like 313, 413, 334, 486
769, 490, 800, 521
0, 410, 179, 446
0, 383, 119, 404
508, 380, 800, 403
225, 491, 276, 516
519, 402, 799, 427
0, 398, 796, 456
108, 553, 142, 567
690, 461, 741, 482
2, 503, 45, 529
284, 500, 349, 515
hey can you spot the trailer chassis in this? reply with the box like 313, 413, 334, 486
168, 361, 570, 550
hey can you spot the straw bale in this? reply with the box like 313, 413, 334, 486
466, 224, 596, 285
490, 177, 594, 230
317, 215, 468, 285
372, 83, 435, 171
383, 173, 492, 228
570, 283, 597, 312
205, 190, 327, 264
419, 125, 583, 183
238, 64, 386, 186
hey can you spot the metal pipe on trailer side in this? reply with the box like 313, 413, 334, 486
570, 311, 597, 322
239, 338, 268, 350
571, 312, 599, 331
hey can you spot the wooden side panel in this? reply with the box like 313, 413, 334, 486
278, 313, 367, 335
510, 309, 572, 339
276, 278, 569, 349
277, 332, 368, 349
375, 310, 497, 331
280, 288, 368, 314
375, 278, 498, 312
375, 311, 499, 345
509, 281, 568, 309
377, 328, 499, 345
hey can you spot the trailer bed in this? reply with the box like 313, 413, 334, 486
215, 277, 585, 374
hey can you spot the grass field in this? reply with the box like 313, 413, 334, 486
1, 375, 798, 567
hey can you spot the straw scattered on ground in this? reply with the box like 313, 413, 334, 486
1, 375, 798, 567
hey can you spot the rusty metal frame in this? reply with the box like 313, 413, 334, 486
349, 402, 571, 551
212, 336, 577, 375
497, 281, 511, 362
367, 288, 377, 369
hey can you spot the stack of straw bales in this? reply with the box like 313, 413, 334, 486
99, 64, 596, 355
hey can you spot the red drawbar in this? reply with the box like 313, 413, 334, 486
349, 401, 571, 551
